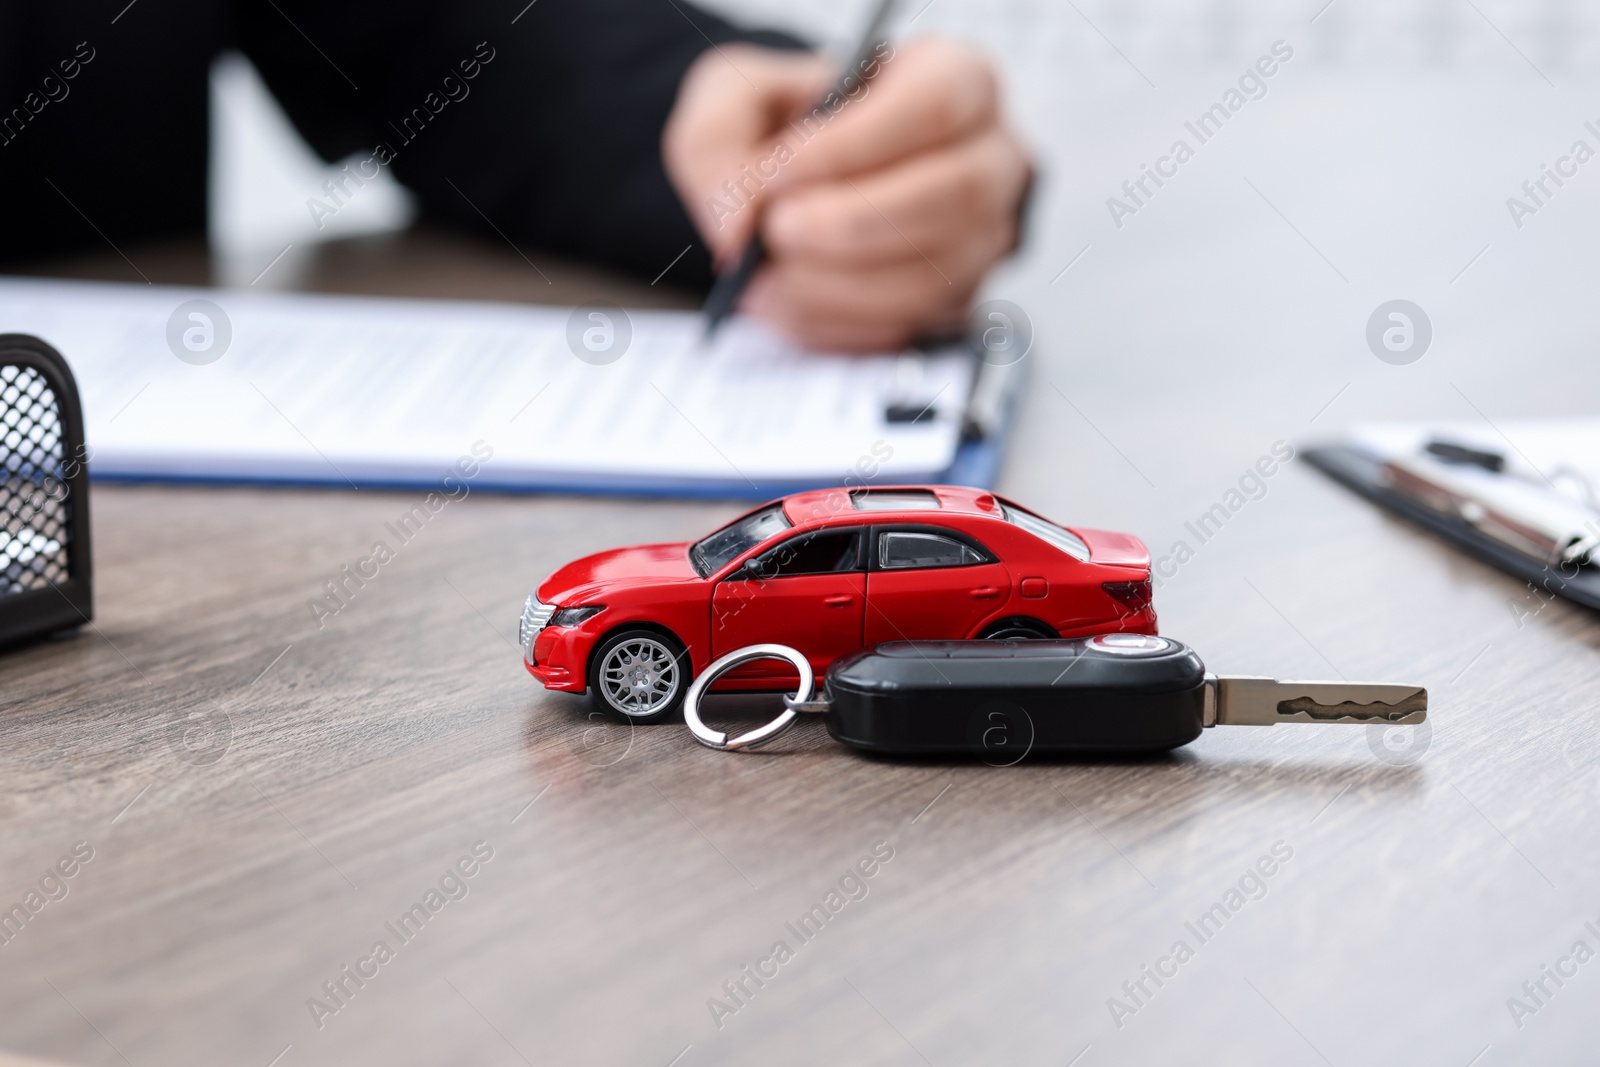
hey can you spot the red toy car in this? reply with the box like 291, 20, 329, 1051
520, 486, 1156, 721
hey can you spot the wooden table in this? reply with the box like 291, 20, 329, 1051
6, 68, 1600, 1066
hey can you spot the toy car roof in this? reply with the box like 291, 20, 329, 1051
780, 485, 1003, 527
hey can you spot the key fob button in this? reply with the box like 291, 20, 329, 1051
1088, 634, 1173, 655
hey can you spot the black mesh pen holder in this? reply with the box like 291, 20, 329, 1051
0, 334, 92, 648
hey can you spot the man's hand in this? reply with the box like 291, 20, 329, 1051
663, 39, 1032, 351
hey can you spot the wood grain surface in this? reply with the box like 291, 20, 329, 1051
6, 72, 1600, 1065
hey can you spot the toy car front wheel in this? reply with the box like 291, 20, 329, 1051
590, 629, 690, 723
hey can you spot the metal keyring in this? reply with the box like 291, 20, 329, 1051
683, 644, 814, 751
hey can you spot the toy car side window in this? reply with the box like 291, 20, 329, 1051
751, 529, 862, 578
877, 531, 986, 570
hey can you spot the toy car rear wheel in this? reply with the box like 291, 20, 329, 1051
979, 617, 1057, 641
590, 629, 690, 723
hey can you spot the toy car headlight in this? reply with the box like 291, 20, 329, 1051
549, 605, 605, 628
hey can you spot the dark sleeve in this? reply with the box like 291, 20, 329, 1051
238, 0, 807, 292
0, 0, 225, 266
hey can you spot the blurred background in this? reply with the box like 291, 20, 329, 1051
216, 0, 1600, 275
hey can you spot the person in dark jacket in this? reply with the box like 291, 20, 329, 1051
0, 0, 1030, 349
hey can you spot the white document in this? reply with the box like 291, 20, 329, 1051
0, 277, 975, 494
1349, 419, 1600, 511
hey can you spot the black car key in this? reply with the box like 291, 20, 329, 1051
820, 633, 1426, 756
682, 635, 1427, 756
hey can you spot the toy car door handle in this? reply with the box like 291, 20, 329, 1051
823, 594, 855, 606
969, 586, 1002, 599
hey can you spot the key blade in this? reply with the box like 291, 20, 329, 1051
1212, 676, 1427, 727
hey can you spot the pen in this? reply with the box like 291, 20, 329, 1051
700, 0, 900, 339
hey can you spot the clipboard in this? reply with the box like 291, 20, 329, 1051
1303, 441, 1600, 612
0, 277, 1024, 498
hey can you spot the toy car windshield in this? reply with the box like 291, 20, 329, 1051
690, 503, 792, 577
